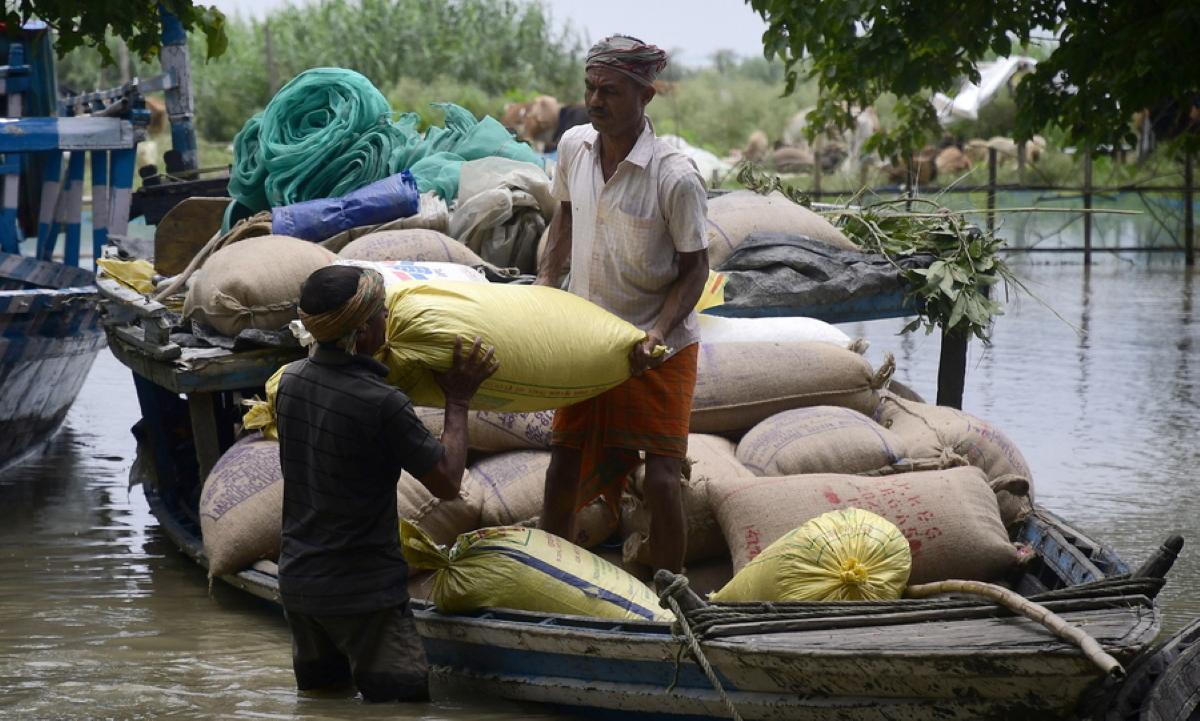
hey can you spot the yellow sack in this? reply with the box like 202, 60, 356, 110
695, 270, 727, 312
382, 281, 646, 412
242, 363, 289, 440
401, 520, 671, 621
710, 507, 911, 602
97, 257, 157, 294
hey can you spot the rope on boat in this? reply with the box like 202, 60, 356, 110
660, 575, 744, 721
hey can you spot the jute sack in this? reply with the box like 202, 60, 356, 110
183, 234, 336, 336
397, 468, 481, 551
402, 521, 670, 621
376, 406, 554, 454
691, 341, 893, 436
736, 406, 911, 477
472, 449, 615, 548
199, 434, 283, 578
681, 555, 736, 598
339, 228, 486, 266
381, 281, 646, 411
621, 434, 750, 566
705, 190, 859, 267
708, 466, 1026, 585
465, 410, 555, 452
875, 392, 1034, 530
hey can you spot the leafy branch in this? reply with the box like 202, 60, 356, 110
735, 160, 811, 208
835, 198, 1010, 341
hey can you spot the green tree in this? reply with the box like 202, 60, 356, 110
747, 0, 1200, 153
4, 0, 228, 63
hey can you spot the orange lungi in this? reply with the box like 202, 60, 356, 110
552, 343, 698, 518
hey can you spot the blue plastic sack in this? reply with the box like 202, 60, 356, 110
271, 171, 420, 242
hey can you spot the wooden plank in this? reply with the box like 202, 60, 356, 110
187, 391, 221, 484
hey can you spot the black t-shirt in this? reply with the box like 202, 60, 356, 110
276, 346, 443, 615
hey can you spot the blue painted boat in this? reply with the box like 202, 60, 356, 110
0, 252, 104, 468
0, 25, 132, 471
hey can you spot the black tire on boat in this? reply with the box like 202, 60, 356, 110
1089, 617, 1200, 720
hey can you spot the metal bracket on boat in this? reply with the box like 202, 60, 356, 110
95, 276, 181, 360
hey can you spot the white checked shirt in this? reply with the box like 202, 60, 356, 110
551, 118, 708, 356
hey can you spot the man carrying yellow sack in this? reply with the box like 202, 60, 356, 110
534, 34, 709, 577
275, 265, 499, 702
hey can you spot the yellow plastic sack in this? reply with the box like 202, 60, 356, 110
382, 281, 646, 411
401, 520, 671, 621
695, 269, 727, 312
242, 363, 289, 440
96, 257, 157, 294
710, 507, 911, 602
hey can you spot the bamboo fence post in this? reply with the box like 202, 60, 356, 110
1083, 150, 1093, 265
987, 148, 997, 236
1185, 152, 1194, 266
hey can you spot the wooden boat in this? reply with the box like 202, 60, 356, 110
0, 253, 105, 468
95, 265, 1200, 721
0, 25, 127, 471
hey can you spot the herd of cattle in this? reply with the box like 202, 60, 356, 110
500, 93, 1048, 186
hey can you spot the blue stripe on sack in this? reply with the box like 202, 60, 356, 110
486, 546, 662, 621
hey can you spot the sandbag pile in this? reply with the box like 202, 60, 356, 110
210, 342, 1036, 607
183, 235, 337, 337
705, 190, 860, 267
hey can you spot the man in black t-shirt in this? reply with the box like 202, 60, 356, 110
275, 264, 498, 702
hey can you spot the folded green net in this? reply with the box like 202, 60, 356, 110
229, 69, 545, 213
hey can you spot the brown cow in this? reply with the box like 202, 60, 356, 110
501, 95, 561, 152
781, 106, 881, 175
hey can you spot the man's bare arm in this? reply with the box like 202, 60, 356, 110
630, 247, 709, 375
534, 201, 572, 288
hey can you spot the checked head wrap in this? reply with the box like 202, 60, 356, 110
298, 265, 386, 352
585, 34, 668, 87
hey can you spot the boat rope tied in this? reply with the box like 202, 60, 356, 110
659, 575, 744, 721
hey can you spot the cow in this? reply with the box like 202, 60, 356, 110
548, 103, 589, 153
501, 95, 561, 152
742, 130, 768, 163
781, 105, 882, 175
1135, 99, 1200, 160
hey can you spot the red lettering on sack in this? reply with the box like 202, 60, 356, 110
745, 528, 762, 559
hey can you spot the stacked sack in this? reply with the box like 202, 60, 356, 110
207, 337, 1036, 604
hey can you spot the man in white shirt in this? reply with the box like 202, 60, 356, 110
534, 34, 709, 576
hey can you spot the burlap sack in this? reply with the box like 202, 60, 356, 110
199, 434, 283, 578
339, 228, 486, 266
397, 469, 481, 551
705, 190, 859, 267
472, 449, 615, 548
183, 235, 336, 337
682, 556, 736, 598
708, 466, 1025, 585
692, 341, 893, 436
736, 406, 910, 477
620, 434, 749, 566
875, 392, 1034, 530
410, 407, 553, 454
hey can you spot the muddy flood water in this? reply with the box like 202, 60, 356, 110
3, 196, 1200, 718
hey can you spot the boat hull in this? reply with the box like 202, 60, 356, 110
0, 253, 105, 470
417, 595, 1159, 721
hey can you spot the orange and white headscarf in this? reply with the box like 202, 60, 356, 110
585, 34, 668, 87
298, 267, 385, 352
